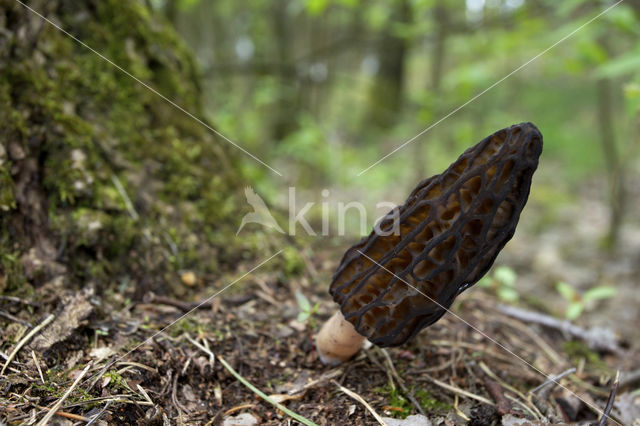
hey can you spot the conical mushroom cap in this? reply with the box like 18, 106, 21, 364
330, 122, 543, 347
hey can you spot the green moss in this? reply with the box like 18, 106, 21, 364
0, 167, 13, 207
33, 367, 96, 405
0, 251, 25, 293
0, 1, 256, 297
32, 383, 65, 399
563, 340, 609, 374
169, 317, 202, 337
374, 385, 450, 418
0, 164, 15, 212
103, 370, 130, 392
414, 389, 451, 412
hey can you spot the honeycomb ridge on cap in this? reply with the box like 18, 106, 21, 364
330, 122, 543, 347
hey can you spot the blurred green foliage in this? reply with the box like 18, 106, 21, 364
156, 0, 639, 225
556, 281, 617, 320
478, 265, 519, 302
295, 290, 320, 324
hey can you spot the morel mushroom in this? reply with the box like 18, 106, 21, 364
316, 122, 543, 365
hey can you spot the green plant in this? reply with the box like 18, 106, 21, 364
373, 385, 411, 418
295, 290, 319, 324
373, 385, 450, 419
556, 282, 617, 320
478, 266, 519, 302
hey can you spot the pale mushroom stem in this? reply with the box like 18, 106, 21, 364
315, 310, 366, 365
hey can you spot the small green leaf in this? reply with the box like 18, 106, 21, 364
566, 302, 584, 320
583, 286, 617, 302
556, 281, 577, 301
310, 302, 320, 315
297, 311, 310, 323
498, 287, 519, 303
295, 290, 312, 312
494, 266, 517, 287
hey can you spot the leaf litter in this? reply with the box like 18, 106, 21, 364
1, 250, 639, 425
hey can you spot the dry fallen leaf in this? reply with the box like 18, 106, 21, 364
222, 413, 259, 426
89, 346, 116, 362
267, 393, 305, 404
29, 287, 94, 353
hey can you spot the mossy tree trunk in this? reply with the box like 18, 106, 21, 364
0, 0, 247, 298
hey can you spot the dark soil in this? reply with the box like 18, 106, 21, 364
1, 245, 637, 425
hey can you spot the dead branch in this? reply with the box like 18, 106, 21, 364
496, 304, 621, 353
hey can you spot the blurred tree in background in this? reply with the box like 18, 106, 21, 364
155, 0, 639, 248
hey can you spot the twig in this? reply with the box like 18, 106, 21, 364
136, 384, 155, 405
428, 339, 524, 364
144, 292, 257, 312
496, 304, 620, 353
171, 369, 188, 423
0, 309, 33, 328
287, 368, 343, 395
427, 376, 495, 406
223, 404, 256, 416
180, 357, 191, 376
497, 313, 564, 365
115, 361, 158, 374
31, 350, 45, 384
504, 394, 540, 420
85, 401, 111, 426
453, 393, 470, 421
202, 336, 215, 366
478, 361, 527, 401
379, 349, 403, 386
531, 367, 577, 418
144, 293, 196, 312
185, 335, 216, 368
365, 350, 394, 390
331, 380, 387, 426
530, 368, 576, 396
415, 358, 454, 373
619, 368, 640, 389
598, 371, 619, 426
36, 361, 93, 426
378, 348, 426, 416
0, 295, 39, 306
484, 377, 511, 415
218, 355, 318, 426
32, 404, 91, 422
1, 313, 55, 375
477, 361, 544, 420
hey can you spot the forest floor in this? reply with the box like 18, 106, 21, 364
1, 185, 640, 426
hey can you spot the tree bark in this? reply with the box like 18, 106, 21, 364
0, 0, 243, 296
596, 77, 625, 249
